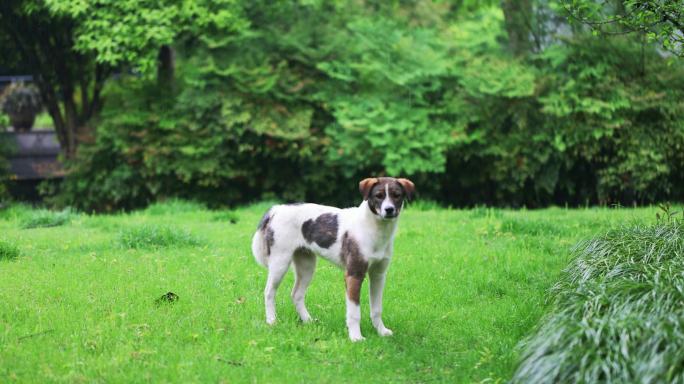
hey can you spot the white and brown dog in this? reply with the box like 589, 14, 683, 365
251, 177, 414, 341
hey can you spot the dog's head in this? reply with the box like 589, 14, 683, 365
359, 177, 415, 220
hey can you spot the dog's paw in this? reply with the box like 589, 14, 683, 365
300, 315, 315, 323
266, 316, 277, 326
349, 334, 366, 342
377, 327, 393, 337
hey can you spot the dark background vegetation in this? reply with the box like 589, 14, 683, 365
1, 0, 683, 211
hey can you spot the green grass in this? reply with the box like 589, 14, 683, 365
20, 208, 74, 229
117, 224, 204, 250
0, 202, 659, 383
512, 219, 684, 384
0, 239, 20, 260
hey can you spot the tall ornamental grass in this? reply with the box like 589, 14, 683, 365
512, 219, 684, 384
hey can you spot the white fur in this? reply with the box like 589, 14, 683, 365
379, 184, 396, 218
251, 200, 400, 341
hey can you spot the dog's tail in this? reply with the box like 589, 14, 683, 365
251, 230, 269, 268
252, 207, 274, 268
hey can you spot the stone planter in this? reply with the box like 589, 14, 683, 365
1, 83, 41, 133
9, 111, 36, 132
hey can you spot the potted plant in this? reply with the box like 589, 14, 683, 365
0, 83, 42, 132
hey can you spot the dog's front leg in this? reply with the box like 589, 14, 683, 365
345, 272, 366, 342
369, 259, 393, 336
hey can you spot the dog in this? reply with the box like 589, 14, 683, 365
251, 177, 415, 341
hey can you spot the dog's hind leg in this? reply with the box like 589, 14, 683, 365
264, 255, 290, 325
291, 248, 316, 322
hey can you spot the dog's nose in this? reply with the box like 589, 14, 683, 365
385, 207, 395, 215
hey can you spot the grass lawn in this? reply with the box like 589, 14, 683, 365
0, 201, 659, 383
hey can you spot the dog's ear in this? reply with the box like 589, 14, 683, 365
397, 178, 415, 200
359, 178, 378, 200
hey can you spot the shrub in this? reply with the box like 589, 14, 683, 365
21, 209, 74, 229
117, 224, 202, 249
441, 26, 684, 207
0, 239, 20, 260
54, 74, 352, 212
512, 220, 684, 383
54, 4, 684, 210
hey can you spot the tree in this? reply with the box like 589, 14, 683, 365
501, 0, 534, 56
0, 1, 103, 158
561, 0, 684, 56
0, 0, 246, 158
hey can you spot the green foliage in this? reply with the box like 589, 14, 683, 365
0, 239, 20, 260
43, 0, 247, 75
117, 224, 202, 249
537, 39, 684, 203
0, 0, 248, 159
53, 1, 684, 209
0, 112, 9, 128
442, 11, 684, 206
512, 220, 684, 383
319, 16, 456, 175
561, 0, 684, 56
21, 209, 74, 229
55, 73, 346, 211
33, 112, 54, 128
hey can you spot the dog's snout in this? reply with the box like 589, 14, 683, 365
385, 206, 395, 215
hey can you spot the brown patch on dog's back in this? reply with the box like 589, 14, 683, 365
341, 232, 368, 304
257, 209, 272, 230
265, 227, 275, 255
258, 209, 276, 255
301, 213, 339, 248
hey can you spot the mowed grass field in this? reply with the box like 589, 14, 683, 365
0, 201, 659, 383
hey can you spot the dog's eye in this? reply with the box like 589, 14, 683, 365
391, 193, 400, 199
375, 193, 384, 199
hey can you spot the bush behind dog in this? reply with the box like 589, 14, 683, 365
49, 6, 684, 212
